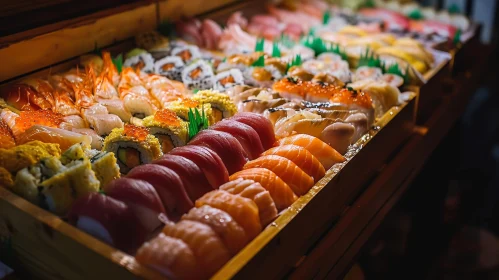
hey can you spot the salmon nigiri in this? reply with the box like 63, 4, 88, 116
16, 125, 92, 151
162, 220, 231, 278
219, 178, 278, 226
230, 168, 297, 211
243, 155, 314, 196
262, 144, 325, 183
182, 205, 248, 255
276, 134, 345, 170
196, 190, 261, 239
136, 233, 199, 279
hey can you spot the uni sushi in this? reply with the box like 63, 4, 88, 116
102, 124, 162, 174
213, 69, 244, 92
154, 56, 185, 81
182, 59, 215, 90
142, 109, 188, 153
191, 90, 237, 123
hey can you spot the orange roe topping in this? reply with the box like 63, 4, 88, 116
123, 124, 149, 141
329, 88, 373, 109
0, 120, 15, 149
182, 98, 199, 108
272, 78, 344, 100
15, 110, 63, 131
154, 109, 181, 126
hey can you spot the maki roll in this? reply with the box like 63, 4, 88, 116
123, 51, 155, 73
85, 149, 120, 189
171, 45, 201, 64
103, 124, 162, 174
352, 66, 383, 82
181, 59, 215, 90
166, 98, 213, 123
192, 90, 237, 123
142, 109, 188, 154
213, 69, 244, 92
154, 56, 185, 81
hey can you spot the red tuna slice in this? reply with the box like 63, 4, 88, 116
230, 112, 275, 150
68, 192, 146, 253
189, 130, 248, 175
211, 119, 264, 160
127, 164, 194, 221
105, 178, 165, 234
153, 154, 214, 201
170, 145, 229, 188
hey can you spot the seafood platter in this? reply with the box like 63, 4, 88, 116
0, 0, 474, 279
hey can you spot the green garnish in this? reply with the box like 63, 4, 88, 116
322, 11, 331, 25
112, 53, 123, 74
308, 27, 316, 36
408, 9, 424, 20
252, 55, 265, 67
192, 89, 200, 94
125, 48, 147, 59
278, 34, 296, 49
158, 20, 177, 39
92, 42, 101, 56
382, 63, 409, 85
363, 0, 376, 8
448, 4, 461, 14
255, 38, 265, 52
187, 106, 209, 140
98, 190, 106, 194
286, 54, 302, 72
358, 48, 382, 68
272, 42, 281, 58
300, 35, 347, 59
453, 29, 462, 45
347, 87, 354, 91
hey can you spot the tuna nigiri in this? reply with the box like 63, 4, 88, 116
127, 164, 194, 221
182, 205, 248, 255
211, 119, 264, 160
196, 190, 262, 239
162, 220, 231, 278
243, 155, 314, 196
262, 144, 325, 182
230, 168, 297, 211
153, 155, 213, 201
105, 178, 165, 234
136, 233, 199, 279
230, 112, 276, 150
219, 178, 278, 226
276, 134, 345, 170
68, 193, 146, 253
189, 130, 248, 174
170, 145, 229, 189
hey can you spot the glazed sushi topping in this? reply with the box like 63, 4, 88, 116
15, 110, 63, 131
123, 124, 149, 141
154, 109, 181, 126
182, 98, 199, 108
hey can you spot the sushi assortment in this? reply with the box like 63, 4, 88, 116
0, 0, 461, 279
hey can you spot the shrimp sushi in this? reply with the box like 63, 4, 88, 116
230, 112, 276, 150
243, 155, 314, 196
102, 125, 162, 174
262, 144, 325, 183
182, 60, 215, 90
195, 190, 261, 239
230, 168, 297, 211
136, 233, 199, 279
219, 178, 278, 226
211, 119, 264, 160
276, 134, 345, 170
162, 220, 231, 278
154, 56, 185, 81
182, 205, 248, 255
142, 109, 188, 154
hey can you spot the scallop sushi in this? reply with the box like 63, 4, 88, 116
182, 59, 215, 90
154, 56, 185, 81
142, 109, 188, 153
213, 69, 244, 91
103, 124, 162, 174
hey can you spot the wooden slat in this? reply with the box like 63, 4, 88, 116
158, 0, 243, 21
0, 3, 157, 83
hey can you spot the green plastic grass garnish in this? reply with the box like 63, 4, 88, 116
408, 9, 424, 20
192, 89, 200, 94
322, 11, 331, 25
448, 4, 461, 14
112, 53, 123, 74
453, 29, 462, 45
358, 48, 382, 68
272, 42, 281, 58
286, 54, 302, 72
278, 34, 296, 49
382, 63, 409, 85
187, 106, 209, 140
255, 38, 265, 52
252, 55, 265, 67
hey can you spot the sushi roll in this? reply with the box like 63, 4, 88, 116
317, 52, 343, 63
102, 124, 162, 174
154, 56, 185, 81
352, 66, 383, 82
181, 59, 215, 90
142, 109, 188, 154
85, 149, 120, 189
166, 98, 213, 123
171, 45, 201, 64
192, 90, 237, 123
213, 69, 244, 92
123, 51, 155, 73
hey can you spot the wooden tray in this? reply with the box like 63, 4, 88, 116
0, 1, 417, 279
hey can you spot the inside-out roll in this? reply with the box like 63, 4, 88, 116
142, 110, 188, 154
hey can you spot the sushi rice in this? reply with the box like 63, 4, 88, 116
142, 115, 188, 153
154, 56, 185, 81
213, 69, 244, 91
171, 45, 202, 64
124, 52, 155, 73
181, 59, 215, 90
